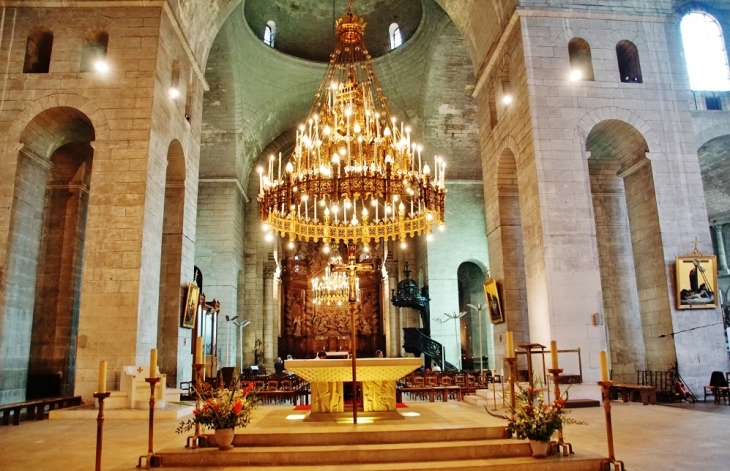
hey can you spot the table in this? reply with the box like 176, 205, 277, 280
285, 358, 422, 413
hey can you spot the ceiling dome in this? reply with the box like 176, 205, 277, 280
243, 0, 423, 62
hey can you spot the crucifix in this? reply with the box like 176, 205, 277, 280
332, 242, 374, 424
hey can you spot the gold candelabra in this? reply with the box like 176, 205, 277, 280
547, 368, 573, 456
93, 391, 111, 471
137, 377, 162, 469
185, 363, 208, 448
598, 380, 625, 471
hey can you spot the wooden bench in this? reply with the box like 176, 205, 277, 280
1, 396, 82, 426
610, 384, 656, 405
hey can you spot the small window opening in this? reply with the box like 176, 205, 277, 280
264, 21, 276, 47
568, 37, 595, 81
185, 80, 194, 122
488, 82, 497, 130
616, 40, 642, 83
706, 96, 722, 110
681, 12, 730, 91
389, 23, 402, 50
24, 28, 53, 74
80, 28, 109, 73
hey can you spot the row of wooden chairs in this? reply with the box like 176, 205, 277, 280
241, 374, 310, 405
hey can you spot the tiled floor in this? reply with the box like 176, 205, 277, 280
1, 395, 729, 470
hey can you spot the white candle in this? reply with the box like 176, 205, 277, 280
98, 361, 107, 393
506, 331, 514, 359
195, 337, 203, 364
599, 350, 609, 382
278, 152, 282, 182
149, 348, 157, 378
550, 340, 559, 370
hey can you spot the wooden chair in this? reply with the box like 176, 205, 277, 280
704, 371, 729, 404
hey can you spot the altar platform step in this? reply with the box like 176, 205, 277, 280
48, 401, 193, 420
156, 402, 606, 470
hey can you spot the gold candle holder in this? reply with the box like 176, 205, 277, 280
598, 380, 625, 471
504, 357, 517, 414
547, 368, 573, 456
93, 391, 111, 471
186, 363, 208, 448
137, 377, 162, 469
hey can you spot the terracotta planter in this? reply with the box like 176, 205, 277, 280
529, 439, 549, 458
214, 428, 235, 451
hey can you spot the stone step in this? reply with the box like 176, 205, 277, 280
223, 425, 506, 447
159, 439, 532, 467
159, 455, 605, 471
159, 443, 605, 470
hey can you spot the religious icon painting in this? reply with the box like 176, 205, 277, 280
181, 282, 200, 328
676, 254, 718, 309
484, 278, 504, 324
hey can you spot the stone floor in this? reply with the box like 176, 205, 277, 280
1, 392, 729, 470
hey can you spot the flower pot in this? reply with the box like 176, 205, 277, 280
529, 439, 549, 458
214, 428, 235, 451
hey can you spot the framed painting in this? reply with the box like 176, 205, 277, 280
484, 278, 504, 324
676, 254, 717, 309
181, 282, 200, 328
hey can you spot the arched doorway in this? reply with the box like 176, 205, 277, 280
15, 107, 95, 399
587, 119, 674, 382
157, 140, 186, 386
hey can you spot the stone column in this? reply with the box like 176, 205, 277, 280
263, 262, 277, 368
713, 225, 729, 274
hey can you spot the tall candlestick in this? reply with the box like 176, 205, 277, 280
195, 337, 203, 364
506, 331, 514, 358
599, 350, 609, 382
550, 340, 559, 369
149, 349, 157, 377
98, 361, 107, 393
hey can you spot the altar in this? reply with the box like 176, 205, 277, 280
285, 358, 422, 415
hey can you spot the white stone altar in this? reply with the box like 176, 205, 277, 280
120, 366, 166, 409
285, 358, 422, 414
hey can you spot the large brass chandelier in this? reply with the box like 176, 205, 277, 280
257, 0, 446, 254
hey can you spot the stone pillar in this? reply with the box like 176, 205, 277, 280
263, 262, 277, 368
713, 225, 728, 274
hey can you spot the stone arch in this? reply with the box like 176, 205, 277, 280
557, 28, 602, 49
488, 140, 529, 363
457, 260, 492, 370
575, 107, 662, 156
6, 93, 110, 149
5, 106, 97, 401
696, 123, 730, 149
605, 30, 648, 53
157, 139, 187, 387
586, 119, 675, 380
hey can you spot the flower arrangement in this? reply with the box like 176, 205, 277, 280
489, 380, 584, 442
177, 380, 258, 433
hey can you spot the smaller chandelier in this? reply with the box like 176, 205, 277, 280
257, 0, 446, 251
311, 262, 358, 306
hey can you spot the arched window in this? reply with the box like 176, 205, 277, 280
80, 28, 109, 72
263, 21, 276, 47
616, 40, 642, 83
23, 28, 53, 73
680, 12, 730, 90
389, 23, 402, 50
568, 37, 595, 81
